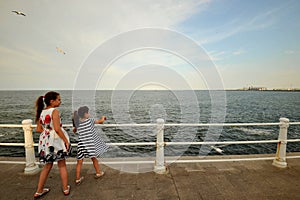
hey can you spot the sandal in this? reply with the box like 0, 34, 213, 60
34, 188, 50, 199
94, 171, 105, 179
63, 185, 70, 196
75, 177, 84, 185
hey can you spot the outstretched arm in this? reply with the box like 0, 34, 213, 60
95, 116, 106, 124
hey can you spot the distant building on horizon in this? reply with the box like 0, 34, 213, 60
242, 86, 267, 91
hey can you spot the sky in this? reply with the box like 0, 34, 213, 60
1, 0, 300, 90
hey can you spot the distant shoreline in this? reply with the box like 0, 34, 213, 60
233, 89, 300, 92
0, 89, 300, 92
225, 89, 300, 92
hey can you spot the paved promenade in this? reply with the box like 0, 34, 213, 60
0, 154, 300, 200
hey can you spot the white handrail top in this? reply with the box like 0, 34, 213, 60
2, 121, 300, 128
0, 124, 23, 128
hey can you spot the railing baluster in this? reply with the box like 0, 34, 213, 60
154, 118, 167, 174
273, 117, 289, 168
22, 119, 40, 174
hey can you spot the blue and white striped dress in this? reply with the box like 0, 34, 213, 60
76, 118, 109, 160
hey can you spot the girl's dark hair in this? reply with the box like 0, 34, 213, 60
72, 106, 89, 128
35, 91, 60, 123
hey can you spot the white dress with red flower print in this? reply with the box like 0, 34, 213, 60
38, 108, 70, 164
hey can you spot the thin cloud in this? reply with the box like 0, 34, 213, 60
208, 50, 226, 61
199, 6, 283, 44
0, 46, 55, 66
232, 49, 246, 55
284, 50, 296, 54
207, 48, 246, 61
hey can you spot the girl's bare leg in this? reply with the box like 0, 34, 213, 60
57, 159, 69, 191
91, 157, 101, 174
76, 159, 83, 180
36, 163, 53, 193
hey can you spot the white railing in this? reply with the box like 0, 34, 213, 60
0, 118, 300, 174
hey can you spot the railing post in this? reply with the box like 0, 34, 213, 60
272, 117, 289, 168
154, 118, 167, 174
22, 119, 40, 174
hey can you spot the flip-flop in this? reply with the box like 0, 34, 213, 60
75, 177, 84, 185
94, 171, 105, 179
63, 185, 70, 196
34, 188, 50, 199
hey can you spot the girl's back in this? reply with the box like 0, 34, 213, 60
76, 118, 108, 159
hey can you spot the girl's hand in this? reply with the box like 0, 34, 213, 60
65, 142, 70, 152
95, 116, 106, 124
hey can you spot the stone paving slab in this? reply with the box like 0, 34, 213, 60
0, 154, 300, 200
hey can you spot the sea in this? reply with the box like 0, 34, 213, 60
0, 90, 300, 158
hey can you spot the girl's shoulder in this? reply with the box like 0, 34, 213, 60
41, 107, 56, 115
80, 118, 95, 124
78, 118, 95, 130
86, 118, 95, 124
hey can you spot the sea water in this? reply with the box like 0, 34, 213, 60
0, 90, 300, 157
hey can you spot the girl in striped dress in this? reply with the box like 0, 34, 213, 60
72, 106, 109, 185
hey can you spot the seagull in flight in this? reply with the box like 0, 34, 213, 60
56, 47, 66, 55
12, 11, 26, 16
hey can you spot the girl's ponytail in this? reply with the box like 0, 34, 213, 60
73, 111, 80, 128
35, 96, 44, 123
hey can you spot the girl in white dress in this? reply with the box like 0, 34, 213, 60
73, 106, 109, 185
34, 91, 71, 198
